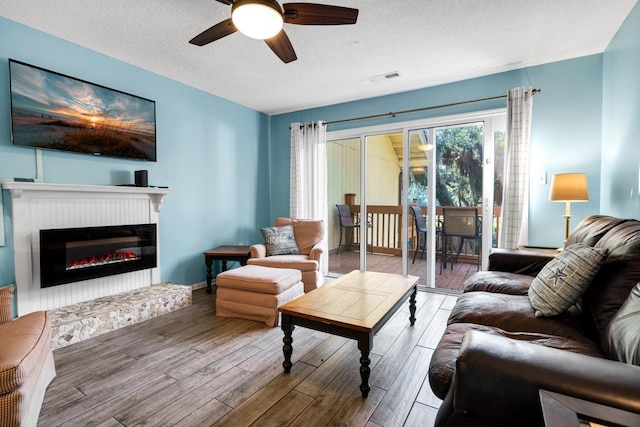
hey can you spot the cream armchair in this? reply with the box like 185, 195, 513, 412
0, 285, 56, 427
248, 217, 324, 293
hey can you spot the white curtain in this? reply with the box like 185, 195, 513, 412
499, 87, 534, 249
290, 121, 328, 274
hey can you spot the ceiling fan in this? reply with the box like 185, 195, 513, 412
189, 0, 359, 63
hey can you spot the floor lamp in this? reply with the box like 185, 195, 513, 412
549, 173, 589, 247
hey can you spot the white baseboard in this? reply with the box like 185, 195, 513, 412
191, 281, 208, 290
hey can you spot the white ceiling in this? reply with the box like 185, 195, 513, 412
1, 0, 637, 115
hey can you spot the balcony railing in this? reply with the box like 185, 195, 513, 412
346, 205, 501, 260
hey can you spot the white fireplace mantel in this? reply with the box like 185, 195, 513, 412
2, 181, 171, 315
2, 182, 170, 212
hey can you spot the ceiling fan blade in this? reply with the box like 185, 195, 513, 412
265, 30, 297, 63
189, 18, 237, 46
283, 3, 358, 25
214, 0, 233, 5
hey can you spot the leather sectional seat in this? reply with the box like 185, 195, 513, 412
428, 215, 640, 427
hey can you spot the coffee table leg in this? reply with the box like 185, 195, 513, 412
205, 256, 213, 294
409, 286, 417, 326
358, 335, 373, 398
281, 314, 294, 373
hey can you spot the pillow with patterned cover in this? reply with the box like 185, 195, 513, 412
260, 225, 301, 256
0, 285, 15, 324
528, 243, 608, 317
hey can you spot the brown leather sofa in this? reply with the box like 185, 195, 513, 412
428, 215, 640, 427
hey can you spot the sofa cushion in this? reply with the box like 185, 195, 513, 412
464, 271, 533, 295
528, 243, 608, 317
247, 255, 318, 272
449, 291, 594, 344
603, 283, 640, 365
429, 322, 605, 400
565, 215, 629, 247
581, 220, 640, 340
0, 285, 14, 324
0, 311, 51, 395
260, 225, 301, 256
274, 217, 323, 255
487, 248, 557, 277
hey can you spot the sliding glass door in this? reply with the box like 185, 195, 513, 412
406, 122, 487, 289
362, 132, 405, 275
327, 137, 362, 274
327, 110, 505, 290
327, 133, 406, 276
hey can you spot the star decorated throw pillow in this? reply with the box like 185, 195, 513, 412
528, 243, 608, 317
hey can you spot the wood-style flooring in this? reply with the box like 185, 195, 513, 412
329, 249, 478, 292
39, 286, 456, 427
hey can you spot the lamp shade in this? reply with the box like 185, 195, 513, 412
549, 173, 589, 202
232, 0, 284, 40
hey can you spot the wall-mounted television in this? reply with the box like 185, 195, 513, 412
8, 59, 157, 162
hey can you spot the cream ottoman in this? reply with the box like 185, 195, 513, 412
215, 265, 304, 327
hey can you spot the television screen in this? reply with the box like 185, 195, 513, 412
8, 59, 157, 162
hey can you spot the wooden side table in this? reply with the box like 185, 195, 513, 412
203, 245, 251, 294
539, 389, 640, 427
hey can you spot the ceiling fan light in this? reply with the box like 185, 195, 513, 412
232, 0, 284, 40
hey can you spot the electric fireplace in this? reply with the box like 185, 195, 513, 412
40, 223, 157, 288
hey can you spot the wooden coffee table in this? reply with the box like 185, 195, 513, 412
279, 270, 419, 398
203, 245, 251, 294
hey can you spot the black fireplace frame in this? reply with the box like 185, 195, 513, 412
39, 223, 157, 288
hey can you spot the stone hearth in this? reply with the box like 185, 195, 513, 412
49, 283, 191, 349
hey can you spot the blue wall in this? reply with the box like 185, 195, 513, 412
0, 17, 272, 287
270, 56, 604, 248
602, 2, 640, 218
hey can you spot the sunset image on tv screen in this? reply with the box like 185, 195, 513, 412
9, 60, 157, 161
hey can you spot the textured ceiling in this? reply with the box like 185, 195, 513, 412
1, 0, 637, 115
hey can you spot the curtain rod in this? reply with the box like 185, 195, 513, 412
324, 88, 540, 126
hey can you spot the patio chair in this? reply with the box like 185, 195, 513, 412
335, 204, 371, 254
410, 205, 428, 264
440, 206, 481, 273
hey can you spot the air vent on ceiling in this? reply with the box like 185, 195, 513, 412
368, 71, 401, 83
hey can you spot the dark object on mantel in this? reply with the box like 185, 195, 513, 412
428, 215, 640, 427
135, 170, 148, 187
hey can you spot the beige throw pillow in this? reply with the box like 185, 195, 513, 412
528, 243, 608, 317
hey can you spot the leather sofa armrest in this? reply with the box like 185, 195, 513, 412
488, 248, 556, 276
308, 242, 323, 263
446, 330, 640, 427
250, 244, 267, 259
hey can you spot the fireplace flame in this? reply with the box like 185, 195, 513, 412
66, 252, 139, 270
